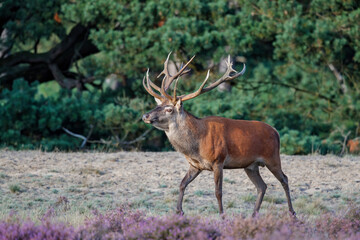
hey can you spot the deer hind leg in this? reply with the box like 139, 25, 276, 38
213, 163, 224, 214
176, 165, 201, 215
267, 164, 296, 216
244, 165, 267, 217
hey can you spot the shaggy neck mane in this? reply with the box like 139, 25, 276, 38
165, 110, 203, 157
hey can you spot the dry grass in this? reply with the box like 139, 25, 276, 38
0, 150, 359, 226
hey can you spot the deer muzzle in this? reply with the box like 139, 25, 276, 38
142, 113, 156, 124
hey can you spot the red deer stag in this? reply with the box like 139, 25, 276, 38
142, 53, 296, 217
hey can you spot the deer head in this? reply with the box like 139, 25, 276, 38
142, 52, 246, 131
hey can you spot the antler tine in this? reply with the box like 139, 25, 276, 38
172, 55, 195, 79
164, 55, 195, 91
160, 75, 174, 101
148, 78, 161, 92
143, 69, 163, 100
180, 70, 210, 101
173, 76, 181, 101
152, 52, 197, 102
166, 55, 195, 90
223, 55, 246, 79
154, 52, 176, 101
226, 62, 246, 79
180, 56, 246, 102
157, 51, 172, 79
172, 62, 185, 101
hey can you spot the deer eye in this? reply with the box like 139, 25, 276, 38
165, 108, 173, 113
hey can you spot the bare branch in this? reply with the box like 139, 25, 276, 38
328, 63, 347, 94
236, 79, 336, 104
341, 131, 351, 156
119, 128, 154, 145
62, 127, 86, 148
331, 126, 352, 156
63, 126, 154, 149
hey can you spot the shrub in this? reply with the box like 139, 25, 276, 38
0, 219, 76, 240
0, 78, 357, 154
0, 79, 160, 151
78, 208, 219, 240
1, 206, 360, 239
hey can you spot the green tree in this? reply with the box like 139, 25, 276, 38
0, 0, 99, 90
1, 0, 359, 154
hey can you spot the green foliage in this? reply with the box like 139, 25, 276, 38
9, 184, 22, 193
1, 0, 360, 154
0, 79, 87, 150
0, 0, 65, 46
0, 79, 159, 151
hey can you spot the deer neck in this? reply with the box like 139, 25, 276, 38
165, 111, 202, 157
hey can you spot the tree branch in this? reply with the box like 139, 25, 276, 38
62, 125, 94, 149
62, 127, 88, 149
119, 128, 154, 145
238, 79, 336, 104
48, 63, 97, 90
328, 63, 347, 94
62, 126, 154, 149
49, 63, 77, 89
273, 80, 336, 103
0, 23, 99, 90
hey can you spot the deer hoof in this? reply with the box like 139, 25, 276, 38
176, 209, 184, 215
289, 211, 297, 220
252, 212, 260, 218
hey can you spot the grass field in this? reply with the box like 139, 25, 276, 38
0, 150, 359, 239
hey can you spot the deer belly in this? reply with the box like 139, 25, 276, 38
223, 155, 261, 169
186, 157, 213, 171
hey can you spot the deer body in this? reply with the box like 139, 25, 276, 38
166, 112, 279, 171
142, 53, 296, 217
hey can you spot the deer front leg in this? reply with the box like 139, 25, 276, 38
176, 165, 201, 215
213, 163, 224, 214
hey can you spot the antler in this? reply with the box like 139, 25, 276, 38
142, 53, 246, 103
157, 52, 195, 102
180, 56, 246, 102
143, 69, 163, 100
143, 52, 195, 103
157, 52, 195, 91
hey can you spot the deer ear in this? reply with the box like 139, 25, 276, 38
154, 98, 162, 105
175, 99, 182, 110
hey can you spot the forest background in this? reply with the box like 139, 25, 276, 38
1, 0, 359, 155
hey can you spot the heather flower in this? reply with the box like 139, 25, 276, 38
122, 214, 219, 240
77, 208, 218, 240
0, 218, 75, 240
0, 205, 360, 240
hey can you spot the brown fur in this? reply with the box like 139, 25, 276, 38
347, 139, 360, 154
143, 104, 296, 217
141, 54, 296, 216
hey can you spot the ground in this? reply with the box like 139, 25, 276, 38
0, 150, 359, 225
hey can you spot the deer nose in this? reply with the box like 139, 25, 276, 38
142, 113, 150, 122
